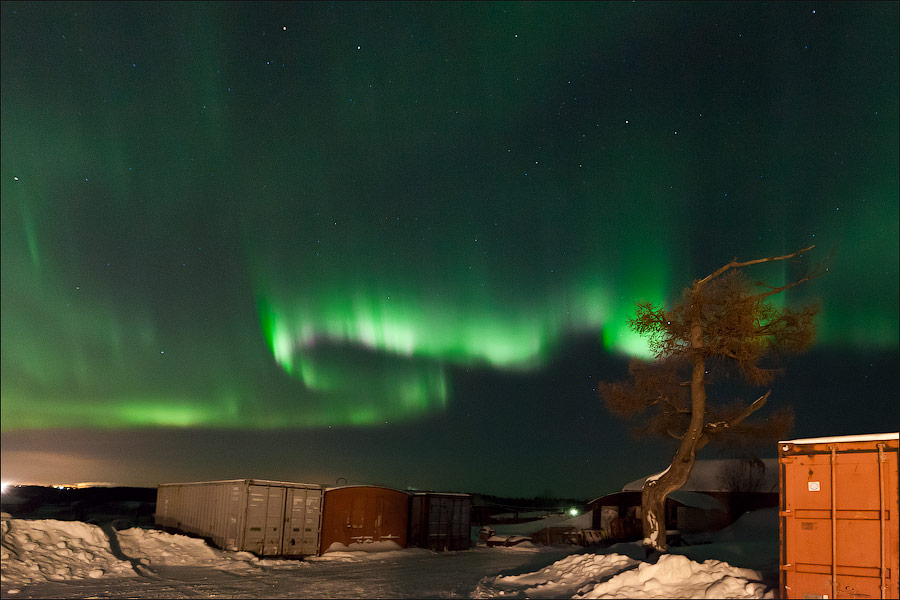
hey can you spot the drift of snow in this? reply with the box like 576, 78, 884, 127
475, 508, 778, 599
311, 540, 436, 563
115, 526, 259, 570
474, 552, 772, 599
473, 552, 639, 598
323, 540, 404, 554
0, 519, 136, 585
1, 510, 778, 598
577, 554, 772, 599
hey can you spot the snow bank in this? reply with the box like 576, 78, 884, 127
322, 540, 404, 553
474, 552, 773, 599
116, 527, 258, 570
0, 519, 136, 585
474, 553, 639, 598
577, 554, 772, 599
313, 540, 434, 563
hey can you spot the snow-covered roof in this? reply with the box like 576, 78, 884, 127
668, 491, 727, 513
622, 459, 778, 493
323, 484, 409, 493
779, 432, 898, 445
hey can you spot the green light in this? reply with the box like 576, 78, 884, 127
0, 1, 896, 436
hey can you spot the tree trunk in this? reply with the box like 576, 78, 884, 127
641, 307, 708, 552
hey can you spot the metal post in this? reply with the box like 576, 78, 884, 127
831, 445, 837, 600
877, 443, 886, 600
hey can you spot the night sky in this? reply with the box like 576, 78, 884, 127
2, 2, 897, 498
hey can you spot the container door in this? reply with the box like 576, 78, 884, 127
282, 487, 322, 556
224, 483, 242, 551
429, 497, 449, 551
783, 449, 895, 599
449, 498, 469, 550
374, 495, 384, 541
303, 488, 323, 554
245, 484, 286, 556
409, 496, 424, 547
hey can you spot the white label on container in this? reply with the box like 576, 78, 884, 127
808, 481, 821, 492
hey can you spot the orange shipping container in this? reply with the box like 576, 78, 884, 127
779, 432, 899, 599
319, 485, 410, 553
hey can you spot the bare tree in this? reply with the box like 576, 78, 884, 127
598, 246, 823, 551
717, 455, 775, 518
717, 455, 772, 495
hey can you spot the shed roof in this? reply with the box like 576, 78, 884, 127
669, 491, 727, 512
589, 490, 727, 513
621, 459, 778, 493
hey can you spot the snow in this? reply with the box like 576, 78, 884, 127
779, 431, 898, 444
477, 508, 778, 598
322, 540, 405, 554
645, 464, 670, 484
491, 511, 593, 536
577, 553, 771, 599
1, 511, 779, 598
473, 552, 639, 598
473, 551, 772, 599
115, 526, 259, 570
668, 491, 727, 512
0, 519, 136, 585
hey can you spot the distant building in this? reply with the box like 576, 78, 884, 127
621, 458, 779, 519
588, 490, 730, 542
589, 459, 778, 542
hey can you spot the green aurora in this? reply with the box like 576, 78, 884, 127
1, 1, 897, 433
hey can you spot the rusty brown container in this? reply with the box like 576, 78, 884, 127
779, 432, 899, 599
319, 485, 410, 553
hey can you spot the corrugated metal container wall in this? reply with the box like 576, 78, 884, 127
408, 493, 472, 551
154, 479, 323, 557
779, 433, 899, 599
320, 486, 410, 553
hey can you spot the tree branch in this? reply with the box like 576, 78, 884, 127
753, 261, 824, 301
696, 390, 772, 451
703, 390, 772, 434
656, 394, 691, 415
697, 245, 815, 287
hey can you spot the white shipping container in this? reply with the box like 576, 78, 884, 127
155, 479, 323, 557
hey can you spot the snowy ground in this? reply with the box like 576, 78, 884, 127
1, 510, 778, 598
